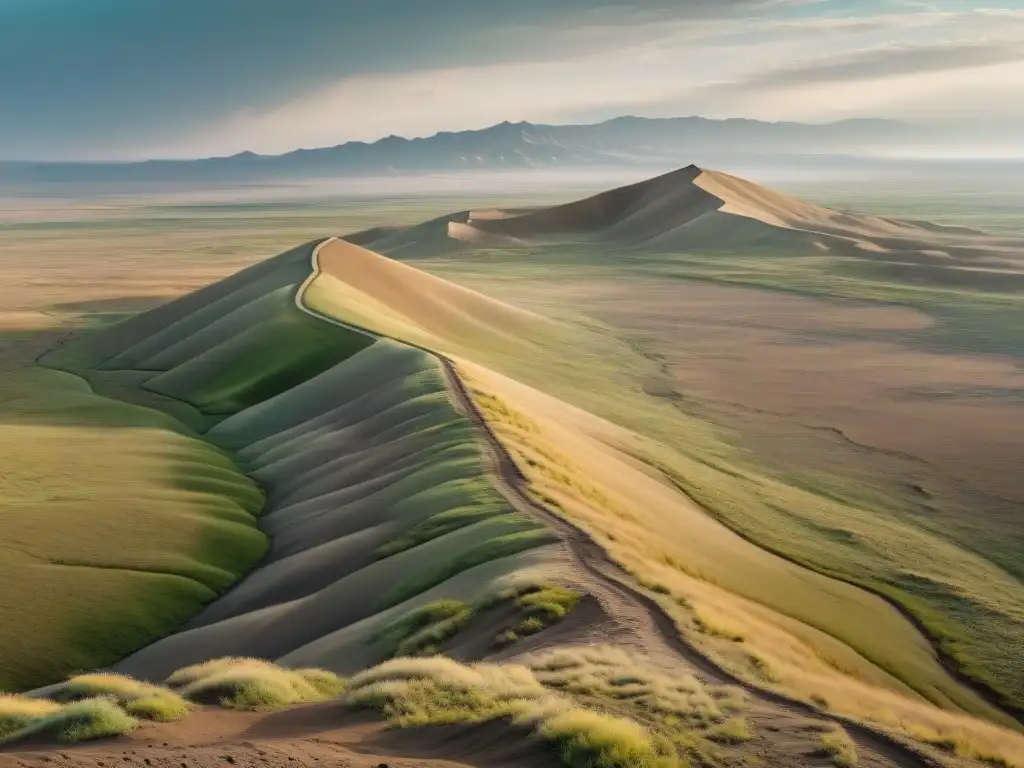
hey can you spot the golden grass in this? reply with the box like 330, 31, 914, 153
168, 658, 344, 710
463, 372, 1024, 768
50, 673, 191, 722
0, 365, 265, 691
0, 698, 139, 745
0, 694, 62, 739
345, 652, 681, 768
817, 726, 858, 767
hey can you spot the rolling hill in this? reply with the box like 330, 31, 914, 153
6, 167, 1023, 768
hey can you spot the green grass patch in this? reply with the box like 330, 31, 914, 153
376, 600, 473, 657
382, 525, 558, 608
375, 505, 506, 558
145, 288, 374, 414
0, 363, 266, 692
345, 655, 677, 768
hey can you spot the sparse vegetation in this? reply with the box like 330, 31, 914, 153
708, 717, 754, 744
344, 652, 683, 768
376, 600, 473, 657
375, 505, 505, 558
383, 526, 559, 607
817, 726, 858, 767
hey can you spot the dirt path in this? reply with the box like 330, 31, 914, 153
292, 237, 938, 768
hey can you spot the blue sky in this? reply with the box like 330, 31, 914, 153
1, 0, 1022, 159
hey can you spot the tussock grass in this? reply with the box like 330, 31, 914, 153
50, 673, 191, 722
528, 646, 732, 728
0, 694, 62, 739
817, 726, 858, 767
537, 708, 676, 768
484, 582, 582, 648
517, 585, 581, 620
168, 658, 343, 710
708, 717, 754, 744
344, 654, 678, 768
2, 699, 139, 745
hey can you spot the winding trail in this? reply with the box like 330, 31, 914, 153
296, 237, 939, 768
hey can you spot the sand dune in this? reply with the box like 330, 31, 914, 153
348, 167, 1023, 291
305, 237, 552, 356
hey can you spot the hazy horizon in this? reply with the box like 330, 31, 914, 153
2, 0, 1023, 161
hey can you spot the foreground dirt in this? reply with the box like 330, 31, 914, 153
0, 706, 559, 768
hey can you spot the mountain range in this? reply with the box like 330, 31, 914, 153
0, 115, 991, 183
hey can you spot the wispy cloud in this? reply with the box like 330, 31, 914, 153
718, 41, 1024, 89
1, 0, 1022, 158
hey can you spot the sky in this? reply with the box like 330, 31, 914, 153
0, 0, 1022, 160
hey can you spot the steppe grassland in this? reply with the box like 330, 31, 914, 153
301, 239, 1024, 722
460, 367, 1024, 767
418, 236, 1024, 713
0, 326, 264, 692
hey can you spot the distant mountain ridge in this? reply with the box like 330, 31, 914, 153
0, 115, 932, 183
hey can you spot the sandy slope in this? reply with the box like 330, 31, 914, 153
349, 166, 1024, 290
0, 706, 557, 768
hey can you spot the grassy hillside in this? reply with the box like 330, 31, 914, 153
301, 234, 1024, 763
29, 243, 568, 682
115, 340, 566, 681
0, 356, 264, 691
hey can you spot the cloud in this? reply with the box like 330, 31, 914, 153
719, 40, 1024, 90
1, 0, 1022, 158
0, 0, 782, 158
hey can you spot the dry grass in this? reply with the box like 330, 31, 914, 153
464, 373, 1024, 767
0, 694, 62, 739
0, 698, 139, 745
344, 653, 680, 768
50, 673, 191, 722
817, 726, 858, 767
168, 658, 344, 710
